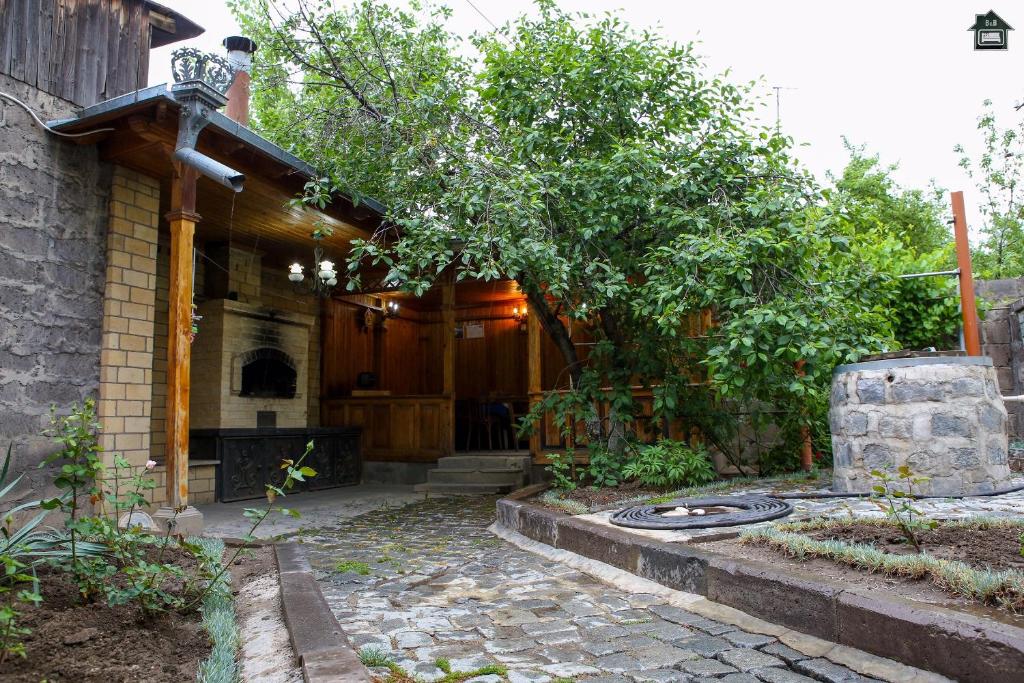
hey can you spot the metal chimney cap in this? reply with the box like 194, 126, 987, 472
223, 36, 258, 54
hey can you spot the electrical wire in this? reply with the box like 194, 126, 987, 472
0, 91, 115, 138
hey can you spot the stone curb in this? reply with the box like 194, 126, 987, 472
274, 542, 370, 683
496, 496, 1024, 683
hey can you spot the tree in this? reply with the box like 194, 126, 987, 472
234, 0, 890, 464
824, 143, 960, 351
828, 140, 950, 256
955, 99, 1024, 278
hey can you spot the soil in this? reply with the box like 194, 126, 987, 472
554, 480, 663, 509
804, 522, 1024, 572
706, 536, 1024, 629
0, 542, 290, 682
0, 546, 211, 682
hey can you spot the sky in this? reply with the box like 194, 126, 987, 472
150, 1, 1024, 229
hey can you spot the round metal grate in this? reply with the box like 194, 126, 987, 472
609, 495, 793, 530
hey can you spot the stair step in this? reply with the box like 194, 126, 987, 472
437, 455, 531, 471
428, 469, 526, 486
413, 482, 518, 495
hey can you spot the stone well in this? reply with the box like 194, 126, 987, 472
830, 356, 1011, 495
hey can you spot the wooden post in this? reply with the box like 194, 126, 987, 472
951, 191, 982, 356
441, 276, 455, 454
526, 302, 542, 460
156, 163, 204, 534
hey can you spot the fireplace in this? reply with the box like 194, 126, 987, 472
190, 299, 315, 429
239, 348, 298, 398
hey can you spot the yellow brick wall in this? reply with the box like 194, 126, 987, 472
97, 167, 159, 472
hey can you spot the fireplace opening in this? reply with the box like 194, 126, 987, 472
239, 348, 297, 398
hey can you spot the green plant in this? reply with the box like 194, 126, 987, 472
359, 645, 394, 668
40, 399, 107, 598
0, 555, 41, 663
869, 465, 936, 553
192, 537, 239, 683
544, 451, 577, 491
622, 440, 716, 489
585, 444, 625, 488
187, 441, 317, 611
335, 560, 371, 575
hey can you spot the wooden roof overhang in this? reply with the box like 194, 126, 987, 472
48, 85, 383, 267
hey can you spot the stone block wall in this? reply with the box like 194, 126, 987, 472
97, 167, 159, 471
976, 278, 1024, 438
830, 358, 1011, 495
0, 73, 111, 503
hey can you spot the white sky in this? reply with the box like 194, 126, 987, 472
150, 1, 1024, 227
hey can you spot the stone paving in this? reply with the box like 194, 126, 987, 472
300, 496, 879, 683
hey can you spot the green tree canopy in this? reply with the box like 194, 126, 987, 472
955, 99, 1024, 278
233, 0, 892, 465
823, 143, 959, 351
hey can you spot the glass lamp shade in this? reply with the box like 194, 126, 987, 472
319, 260, 336, 280
288, 263, 304, 282
326, 277, 338, 287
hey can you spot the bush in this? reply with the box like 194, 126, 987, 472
622, 440, 717, 488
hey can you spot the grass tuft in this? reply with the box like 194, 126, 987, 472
191, 537, 240, 683
359, 645, 394, 668
539, 489, 589, 515
742, 525, 1024, 611
335, 560, 372, 575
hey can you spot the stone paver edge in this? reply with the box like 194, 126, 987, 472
275, 542, 372, 683
496, 493, 1024, 683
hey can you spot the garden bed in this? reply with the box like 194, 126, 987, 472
738, 517, 1024, 613
0, 545, 212, 683
803, 519, 1024, 571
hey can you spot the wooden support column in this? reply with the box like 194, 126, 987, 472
156, 164, 204, 534
527, 302, 542, 460
441, 276, 456, 454
951, 191, 982, 356
441, 277, 456, 396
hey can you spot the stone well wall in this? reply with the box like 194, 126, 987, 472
830, 357, 1012, 495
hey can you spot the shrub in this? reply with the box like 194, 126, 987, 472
584, 444, 624, 488
622, 440, 717, 489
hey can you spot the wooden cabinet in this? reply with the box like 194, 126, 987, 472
322, 396, 452, 461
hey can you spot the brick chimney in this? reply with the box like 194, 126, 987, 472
223, 36, 258, 126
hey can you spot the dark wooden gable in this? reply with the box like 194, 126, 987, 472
0, 0, 202, 107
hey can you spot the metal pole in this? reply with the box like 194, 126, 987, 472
951, 191, 982, 356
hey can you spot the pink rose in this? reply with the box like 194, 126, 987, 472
145, 460, 157, 470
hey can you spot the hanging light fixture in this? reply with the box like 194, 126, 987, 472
287, 232, 338, 298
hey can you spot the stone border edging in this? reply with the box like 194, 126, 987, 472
497, 494, 1024, 683
275, 542, 370, 683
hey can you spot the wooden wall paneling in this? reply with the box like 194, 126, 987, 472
2, 0, 153, 106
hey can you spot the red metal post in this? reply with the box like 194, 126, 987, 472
950, 191, 982, 356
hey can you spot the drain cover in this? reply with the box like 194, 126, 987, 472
609, 495, 793, 530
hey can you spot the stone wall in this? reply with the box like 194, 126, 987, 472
0, 73, 111, 502
830, 358, 1011, 495
976, 278, 1024, 438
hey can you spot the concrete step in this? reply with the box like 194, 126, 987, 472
413, 482, 519, 495
427, 469, 527, 486
437, 455, 531, 471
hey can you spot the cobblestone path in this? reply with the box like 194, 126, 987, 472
303, 497, 878, 683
